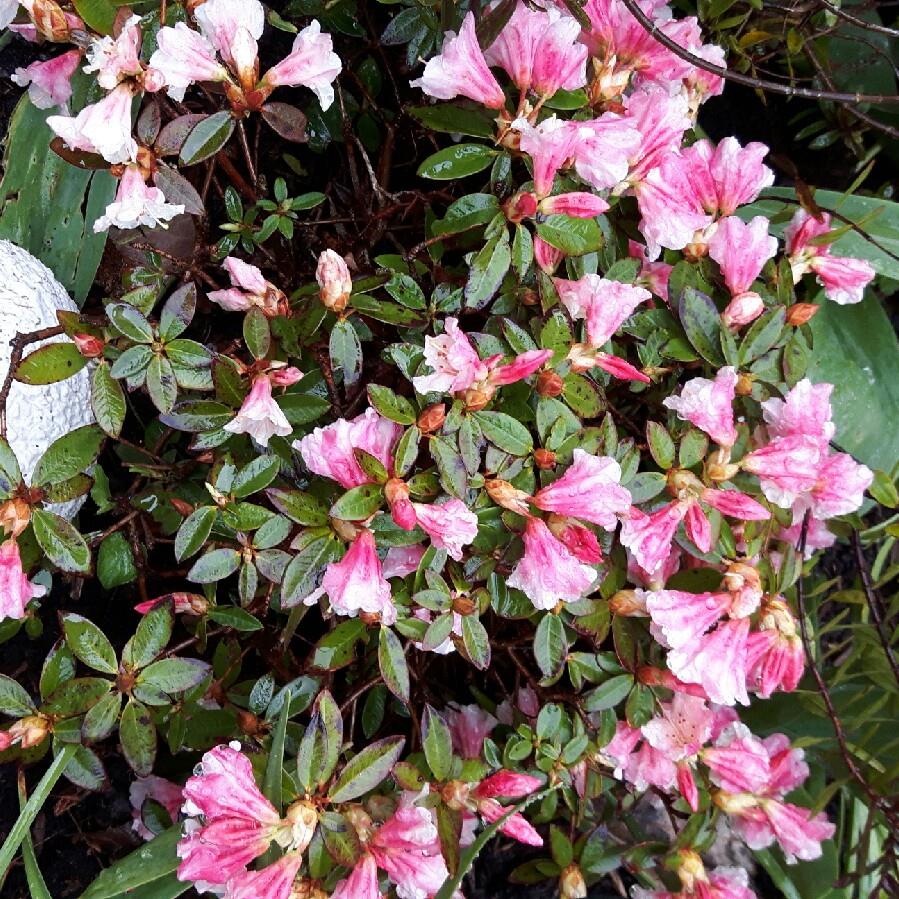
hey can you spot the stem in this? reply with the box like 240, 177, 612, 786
0, 744, 77, 879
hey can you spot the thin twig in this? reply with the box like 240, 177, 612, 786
0, 326, 65, 439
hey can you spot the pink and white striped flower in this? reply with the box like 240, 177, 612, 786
663, 366, 738, 447
223, 373, 294, 447
11, 49, 81, 109
93, 164, 184, 233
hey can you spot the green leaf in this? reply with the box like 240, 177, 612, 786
32, 424, 104, 486
266, 488, 329, 526
14, 343, 88, 385
311, 619, 367, 670
433, 193, 501, 237
263, 687, 290, 821
0, 437, 22, 494
739, 307, 786, 364
107, 303, 154, 343
807, 294, 899, 470
646, 422, 676, 470
180, 111, 236, 165
282, 532, 342, 607
175, 506, 217, 561
97, 532, 137, 589
243, 307, 271, 360
0, 72, 117, 305
536, 215, 602, 256
278, 392, 331, 426
124, 601, 173, 669
297, 689, 342, 792
207, 606, 263, 631
461, 615, 491, 670
0, 674, 34, 716
534, 614, 567, 678
330, 484, 384, 520
465, 231, 511, 310
61, 612, 117, 674
430, 435, 467, 498
72, 0, 116, 33
422, 704, 453, 781
378, 627, 410, 702
138, 658, 210, 694
473, 411, 533, 456
328, 735, 405, 802
393, 426, 421, 478
417, 143, 497, 180
159, 283, 197, 342
160, 401, 234, 432
120, 699, 156, 775
385, 273, 426, 310
80, 826, 183, 899
583, 674, 634, 711
188, 547, 241, 583
32, 509, 90, 573
81, 690, 122, 743
408, 106, 495, 140
91, 363, 126, 438
232, 456, 281, 498
109, 344, 153, 380
678, 287, 725, 365
368, 384, 417, 425
147, 355, 178, 414
329, 319, 363, 386
42, 677, 111, 715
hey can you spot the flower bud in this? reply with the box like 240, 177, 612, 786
441, 779, 471, 810
722, 291, 764, 330
269, 366, 303, 387
536, 369, 564, 398
237, 709, 263, 736
534, 236, 563, 274
667, 468, 704, 499
461, 384, 495, 412
170, 498, 195, 517
10, 715, 51, 750
534, 448, 556, 470
282, 799, 319, 853
735, 371, 754, 396
519, 287, 539, 306
560, 864, 588, 899
417, 403, 446, 434
674, 850, 708, 893
385, 478, 417, 530
485, 479, 532, 516
72, 333, 105, 358
27, 0, 72, 41
451, 594, 477, 616
0, 498, 31, 538
316, 249, 352, 312
609, 589, 648, 617
503, 191, 538, 223
786, 302, 819, 326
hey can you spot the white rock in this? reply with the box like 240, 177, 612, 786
0, 240, 95, 518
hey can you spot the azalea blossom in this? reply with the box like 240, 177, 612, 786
83, 14, 144, 90
633, 862, 756, 899
260, 19, 342, 109
316, 249, 352, 312
444, 703, 498, 758
554, 275, 651, 348
411, 11, 505, 108
761, 378, 835, 443
304, 529, 396, 624
620, 501, 689, 576
741, 435, 825, 509
223, 373, 294, 447
93, 164, 184, 233
47, 82, 138, 163
483, 2, 587, 98
11, 49, 81, 109
147, 22, 229, 101
208, 256, 288, 315
663, 366, 738, 447
507, 515, 597, 610
785, 209, 875, 304
0, 538, 45, 621
470, 771, 544, 846
131, 775, 184, 841
411, 498, 479, 561
296, 407, 402, 489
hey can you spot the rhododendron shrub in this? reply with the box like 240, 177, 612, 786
0, 1, 896, 898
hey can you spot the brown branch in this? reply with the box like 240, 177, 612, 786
0, 326, 65, 440
814, 0, 899, 37
617, 0, 899, 103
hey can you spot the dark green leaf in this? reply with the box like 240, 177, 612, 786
14, 343, 88, 385
32, 509, 90, 572
180, 111, 235, 165
417, 143, 497, 180
378, 627, 410, 702
32, 424, 104, 486
328, 735, 405, 802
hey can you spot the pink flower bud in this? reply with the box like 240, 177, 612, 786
539, 192, 609, 219
722, 291, 765, 329
316, 249, 352, 312
73, 333, 105, 358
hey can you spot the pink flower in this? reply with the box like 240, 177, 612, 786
540, 192, 609, 219
684, 43, 727, 106
474, 770, 544, 800
686, 137, 774, 216
535, 236, 564, 273
548, 517, 603, 563
533, 449, 631, 529
709, 215, 777, 304
724, 797, 835, 863
489, 349, 553, 385
805, 451, 872, 519
261, 20, 341, 109
472, 772, 544, 846
411, 12, 505, 109
413, 317, 487, 394
296, 408, 402, 489
645, 589, 735, 651
703, 724, 771, 794
93, 164, 184, 233
663, 366, 738, 446
641, 694, 713, 762
304, 529, 395, 624
131, 776, 184, 841
483, 2, 587, 97
507, 516, 597, 610
83, 14, 143, 90
633, 865, 756, 899
785, 209, 875, 304
746, 628, 804, 698
601, 721, 677, 793
0, 539, 45, 621
741, 436, 824, 509
223, 374, 293, 446
775, 514, 834, 559
383, 545, 426, 579
225, 852, 303, 899
513, 116, 583, 197
412, 498, 478, 560
134, 592, 208, 616
208, 257, 286, 315
668, 618, 752, 706
194, 0, 264, 72
445, 703, 498, 758
623, 87, 692, 184
177, 742, 282, 886
571, 112, 642, 191
620, 501, 688, 576
316, 249, 352, 311
148, 22, 229, 101
629, 239, 673, 300
761, 379, 835, 443
47, 82, 138, 163
332, 853, 380, 899
11, 49, 81, 110
554, 274, 650, 348
701, 488, 770, 522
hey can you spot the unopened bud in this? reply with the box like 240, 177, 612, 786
170, 498, 195, 517
674, 850, 708, 893
27, 0, 72, 41
786, 302, 819, 326
0, 498, 30, 537
385, 478, 417, 530
485, 479, 532, 516
237, 710, 262, 735
536, 370, 564, 398
451, 594, 477, 616
609, 589, 648, 617
503, 191, 538, 223
417, 403, 445, 434
441, 779, 471, 810
316, 249, 352, 312
560, 863, 588, 899
269, 366, 303, 387
72, 333, 105, 358
534, 236, 563, 274
534, 448, 556, 469
735, 372, 754, 396
11, 715, 51, 750
519, 288, 539, 306
722, 292, 764, 330
461, 384, 495, 412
